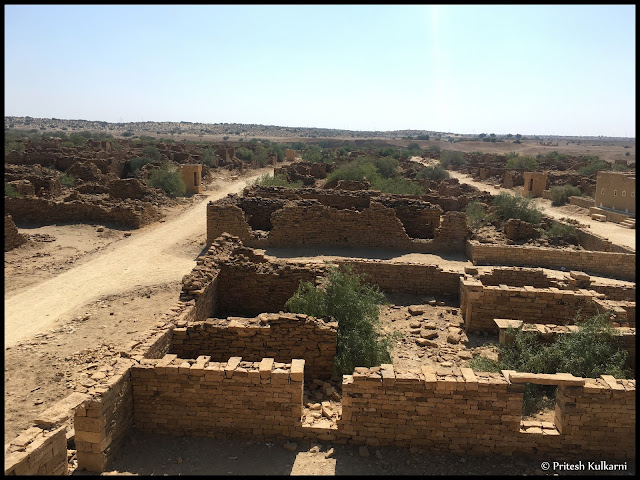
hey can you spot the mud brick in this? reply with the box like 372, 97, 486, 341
178, 361, 191, 375
271, 368, 289, 384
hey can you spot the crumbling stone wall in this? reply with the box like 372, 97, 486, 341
460, 277, 609, 333
477, 267, 557, 288
107, 178, 157, 200
234, 196, 287, 231
169, 314, 337, 379
5, 196, 161, 229
131, 357, 304, 440
4, 425, 68, 475
340, 367, 635, 459
569, 195, 595, 209
467, 240, 635, 281
337, 260, 460, 298
5, 214, 27, 251
503, 218, 540, 241
7, 179, 35, 197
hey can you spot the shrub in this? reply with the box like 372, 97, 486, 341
326, 161, 379, 184
235, 147, 253, 162
222, 136, 229, 141
613, 163, 628, 171
285, 265, 392, 376
202, 147, 217, 167
416, 164, 449, 181
61, 141, 75, 148
291, 141, 306, 150
465, 200, 488, 229
370, 156, 398, 178
143, 145, 161, 162
372, 177, 424, 195
505, 153, 539, 171
428, 144, 441, 153
253, 173, 302, 188
129, 156, 155, 172
270, 143, 285, 162
60, 173, 76, 187
470, 313, 632, 414
543, 221, 579, 245
122, 131, 134, 137
578, 157, 611, 176
492, 192, 542, 224
439, 150, 466, 168
5, 140, 24, 154
147, 163, 186, 197
302, 145, 332, 163
5, 181, 22, 198
550, 185, 582, 206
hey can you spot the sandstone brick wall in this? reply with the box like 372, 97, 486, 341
4, 426, 68, 475
336, 260, 460, 298
339, 367, 635, 459
554, 377, 635, 458
5, 196, 161, 229
74, 368, 134, 473
588, 282, 636, 302
169, 314, 337, 379
477, 267, 557, 288
217, 262, 318, 317
460, 278, 603, 333
235, 196, 286, 231
569, 195, 595, 209
467, 240, 635, 281
5, 214, 27, 251
131, 356, 304, 440
268, 201, 415, 249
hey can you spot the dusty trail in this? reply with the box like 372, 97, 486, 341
4, 171, 268, 347
411, 157, 635, 251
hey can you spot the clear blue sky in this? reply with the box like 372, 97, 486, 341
4, 5, 636, 137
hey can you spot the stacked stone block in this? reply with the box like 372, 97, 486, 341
467, 240, 635, 281
131, 356, 304, 440
169, 314, 337, 379
4, 214, 27, 251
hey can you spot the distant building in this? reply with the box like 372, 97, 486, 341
178, 164, 203, 195
595, 171, 635, 214
522, 172, 547, 197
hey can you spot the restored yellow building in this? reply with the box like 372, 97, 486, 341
595, 171, 635, 214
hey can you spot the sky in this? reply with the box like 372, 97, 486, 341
4, 4, 636, 137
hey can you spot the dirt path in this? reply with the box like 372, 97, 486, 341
4, 169, 271, 348
411, 157, 635, 251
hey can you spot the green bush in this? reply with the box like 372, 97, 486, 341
147, 163, 186, 197
550, 185, 582, 206
202, 147, 217, 167
291, 141, 306, 150
578, 157, 611, 176
428, 145, 441, 153
5, 181, 22, 198
416, 164, 450, 181
143, 145, 161, 162
370, 157, 398, 178
465, 200, 488, 229
60, 174, 76, 187
613, 163, 629, 171
470, 313, 632, 414
326, 161, 379, 184
61, 141, 75, 148
302, 145, 333, 163
253, 173, 302, 188
492, 193, 542, 224
372, 177, 424, 195
439, 150, 466, 168
270, 143, 285, 162
253, 146, 271, 167
505, 153, 539, 171
285, 265, 392, 376
129, 156, 155, 172
543, 221, 579, 245
236, 147, 253, 162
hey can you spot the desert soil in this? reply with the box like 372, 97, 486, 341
4, 164, 635, 476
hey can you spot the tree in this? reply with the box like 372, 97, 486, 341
147, 162, 186, 197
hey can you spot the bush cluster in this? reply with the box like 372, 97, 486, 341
578, 156, 611, 176
147, 163, 186, 197
129, 156, 155, 172
465, 200, 488, 229
469, 314, 632, 415
543, 221, 579, 245
492, 193, 542, 224
253, 173, 302, 188
550, 185, 583, 206
59, 174, 76, 187
5, 181, 22, 198
285, 265, 393, 376
439, 150, 466, 168
505, 153, 539, 171
415, 164, 449, 181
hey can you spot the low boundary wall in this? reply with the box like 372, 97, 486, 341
467, 240, 635, 281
